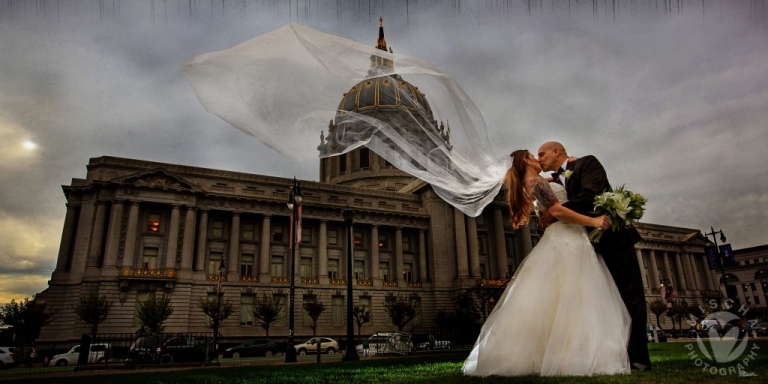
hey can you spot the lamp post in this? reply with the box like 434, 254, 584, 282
705, 227, 737, 307
285, 178, 302, 363
341, 207, 359, 361
214, 258, 225, 363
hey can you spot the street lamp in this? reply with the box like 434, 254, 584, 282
285, 178, 302, 364
341, 207, 359, 361
213, 258, 225, 363
705, 227, 738, 307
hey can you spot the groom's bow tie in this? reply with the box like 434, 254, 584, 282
551, 169, 564, 180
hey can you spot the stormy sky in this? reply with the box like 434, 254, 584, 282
1, 0, 766, 304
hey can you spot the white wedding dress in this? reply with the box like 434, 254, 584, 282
463, 182, 631, 377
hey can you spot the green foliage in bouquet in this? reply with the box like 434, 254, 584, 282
589, 185, 647, 243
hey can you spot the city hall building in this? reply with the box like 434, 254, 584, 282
36, 23, 726, 346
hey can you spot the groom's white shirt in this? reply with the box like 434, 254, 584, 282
558, 159, 569, 198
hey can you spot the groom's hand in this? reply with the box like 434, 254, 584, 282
539, 210, 556, 229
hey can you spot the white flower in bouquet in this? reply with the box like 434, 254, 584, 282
589, 185, 646, 243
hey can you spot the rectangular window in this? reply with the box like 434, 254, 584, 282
240, 295, 254, 325
147, 213, 161, 232
354, 260, 365, 280
241, 222, 256, 241
751, 283, 757, 291
402, 235, 411, 252
478, 235, 487, 254
208, 252, 223, 275
328, 259, 339, 279
332, 296, 344, 326
403, 263, 413, 282
300, 257, 313, 278
328, 229, 338, 246
211, 219, 225, 238
505, 235, 515, 256
339, 155, 347, 173
378, 234, 389, 249
271, 256, 284, 277
360, 148, 370, 168
479, 263, 486, 279
240, 254, 254, 277
379, 262, 390, 281
745, 260, 751, 265
354, 231, 364, 247
141, 247, 158, 270
274, 294, 287, 326
755, 296, 761, 305
272, 226, 284, 242
301, 226, 312, 244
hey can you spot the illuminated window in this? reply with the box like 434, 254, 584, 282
354, 231, 364, 247
241, 222, 256, 241
147, 213, 161, 232
378, 234, 388, 249
211, 219, 224, 238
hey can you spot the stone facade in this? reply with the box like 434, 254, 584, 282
36, 155, 734, 345
725, 245, 768, 310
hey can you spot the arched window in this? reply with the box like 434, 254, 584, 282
719, 273, 739, 285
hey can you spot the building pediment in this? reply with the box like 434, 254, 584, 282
112, 169, 203, 192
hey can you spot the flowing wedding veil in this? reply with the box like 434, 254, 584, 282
181, 23, 510, 217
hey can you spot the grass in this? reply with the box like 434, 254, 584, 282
4, 340, 767, 384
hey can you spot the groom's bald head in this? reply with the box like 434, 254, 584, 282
537, 141, 568, 172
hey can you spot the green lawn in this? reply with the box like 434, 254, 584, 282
4, 340, 767, 383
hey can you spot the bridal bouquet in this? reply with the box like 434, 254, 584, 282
589, 185, 647, 243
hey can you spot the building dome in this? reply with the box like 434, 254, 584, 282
336, 75, 435, 121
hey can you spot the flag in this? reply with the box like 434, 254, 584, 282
719, 244, 737, 268
217, 271, 223, 293
288, 204, 303, 249
705, 246, 721, 270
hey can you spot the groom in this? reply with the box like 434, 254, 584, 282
537, 141, 651, 371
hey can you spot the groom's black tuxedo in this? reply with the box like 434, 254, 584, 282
553, 155, 652, 369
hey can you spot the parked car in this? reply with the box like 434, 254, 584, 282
293, 337, 339, 355
50, 344, 111, 366
0, 347, 18, 369
160, 336, 208, 364
646, 325, 667, 343
355, 332, 413, 356
223, 339, 278, 358
417, 340, 452, 350
752, 322, 768, 336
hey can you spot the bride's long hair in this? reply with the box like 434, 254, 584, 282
505, 150, 533, 229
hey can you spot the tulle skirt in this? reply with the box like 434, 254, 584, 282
462, 222, 631, 377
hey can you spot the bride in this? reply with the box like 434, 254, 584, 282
462, 150, 631, 377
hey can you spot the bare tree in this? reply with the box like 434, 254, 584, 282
251, 293, 284, 340
73, 294, 113, 338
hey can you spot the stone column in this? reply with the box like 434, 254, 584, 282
467, 217, 481, 278
754, 278, 766, 303
370, 225, 380, 285
195, 209, 209, 272
700, 253, 716, 290
493, 208, 508, 279
419, 230, 427, 282
636, 248, 650, 291
318, 220, 329, 285
55, 204, 79, 272
121, 201, 141, 268
687, 252, 703, 291
86, 201, 108, 269
736, 285, 747, 308
345, 152, 353, 175
180, 207, 196, 272
662, 251, 675, 287
69, 199, 97, 281
395, 227, 404, 286
648, 249, 661, 288
228, 212, 241, 281
165, 205, 181, 269
259, 215, 272, 281
672, 251, 688, 292
102, 201, 124, 273
453, 208, 469, 279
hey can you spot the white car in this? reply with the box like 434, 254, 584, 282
0, 347, 18, 369
51, 343, 111, 366
293, 337, 339, 355
355, 332, 413, 356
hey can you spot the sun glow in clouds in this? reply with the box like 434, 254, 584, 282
23, 140, 37, 150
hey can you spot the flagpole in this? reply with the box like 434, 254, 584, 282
285, 178, 302, 363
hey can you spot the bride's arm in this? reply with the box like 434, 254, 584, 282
530, 178, 608, 229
